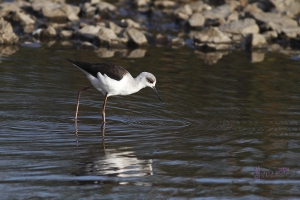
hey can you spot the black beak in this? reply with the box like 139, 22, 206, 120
152, 87, 163, 103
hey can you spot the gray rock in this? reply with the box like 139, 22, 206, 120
263, 31, 278, 40
156, 34, 169, 46
42, 5, 67, 21
252, 12, 298, 26
121, 19, 141, 28
42, 25, 57, 38
35, 1, 80, 22
226, 11, 239, 23
244, 33, 267, 49
270, 0, 300, 18
60, 30, 73, 39
123, 28, 148, 46
95, 27, 118, 45
23, 25, 35, 34
133, 0, 151, 12
95, 1, 117, 13
193, 27, 232, 50
154, 0, 177, 8
252, 12, 299, 38
194, 27, 231, 44
134, 0, 151, 7
0, 1, 30, 18
171, 37, 184, 46
219, 18, 259, 35
174, 5, 193, 20
202, 4, 235, 24
0, 18, 19, 44
108, 22, 123, 35
82, 3, 97, 18
243, 2, 265, 14
61, 4, 80, 22
76, 25, 101, 40
188, 13, 205, 28
13, 10, 35, 26
189, 1, 211, 13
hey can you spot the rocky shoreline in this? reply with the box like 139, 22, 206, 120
0, 0, 300, 62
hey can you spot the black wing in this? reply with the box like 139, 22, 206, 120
67, 59, 128, 81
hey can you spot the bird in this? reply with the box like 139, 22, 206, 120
67, 59, 163, 123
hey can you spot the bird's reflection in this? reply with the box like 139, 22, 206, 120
74, 121, 153, 179
78, 149, 153, 178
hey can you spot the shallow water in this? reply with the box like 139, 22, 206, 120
1, 44, 300, 199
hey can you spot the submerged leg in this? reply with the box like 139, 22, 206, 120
75, 85, 93, 120
102, 93, 108, 123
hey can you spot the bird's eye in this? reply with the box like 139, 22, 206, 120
147, 78, 153, 84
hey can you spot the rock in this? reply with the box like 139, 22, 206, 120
95, 1, 117, 16
263, 31, 278, 40
61, 4, 80, 22
156, 34, 169, 46
174, 5, 193, 21
226, 11, 239, 23
0, 18, 19, 44
251, 12, 299, 38
95, 27, 118, 45
171, 37, 184, 46
123, 28, 148, 46
219, 18, 259, 35
202, 4, 235, 24
134, 0, 151, 7
108, 21, 123, 35
31, 0, 56, 12
134, 0, 151, 12
244, 33, 267, 49
121, 19, 141, 28
35, 0, 80, 22
42, 25, 57, 38
268, 43, 282, 52
82, 3, 97, 18
193, 27, 232, 50
76, 25, 101, 40
42, 5, 67, 21
0, 1, 30, 18
188, 13, 205, 28
60, 30, 73, 39
13, 10, 35, 26
194, 27, 231, 44
270, 0, 300, 18
189, 1, 211, 13
243, 2, 265, 14
23, 25, 35, 34
154, 0, 177, 8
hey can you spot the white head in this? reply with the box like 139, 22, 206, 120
137, 72, 163, 103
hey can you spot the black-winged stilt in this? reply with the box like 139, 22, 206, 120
67, 59, 163, 123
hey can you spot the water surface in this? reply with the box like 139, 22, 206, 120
1, 45, 300, 199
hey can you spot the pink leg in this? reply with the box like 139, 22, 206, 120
102, 93, 108, 123
75, 85, 93, 120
